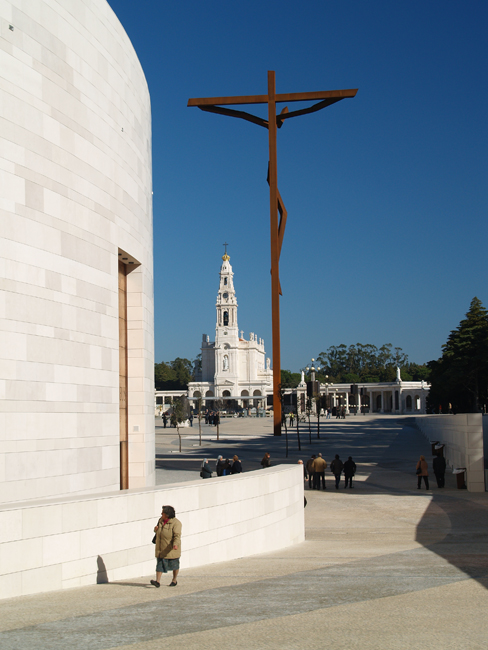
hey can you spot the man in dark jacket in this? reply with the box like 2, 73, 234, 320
343, 456, 356, 488
330, 454, 344, 489
433, 454, 446, 488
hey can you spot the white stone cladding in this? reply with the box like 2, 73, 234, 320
0, 0, 154, 504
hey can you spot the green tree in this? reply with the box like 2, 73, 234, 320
154, 358, 193, 390
428, 297, 488, 413
317, 343, 411, 383
281, 369, 301, 388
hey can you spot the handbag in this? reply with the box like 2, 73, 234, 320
416, 464, 422, 475
152, 534, 156, 544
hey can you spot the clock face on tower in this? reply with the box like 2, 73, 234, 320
223, 292, 228, 300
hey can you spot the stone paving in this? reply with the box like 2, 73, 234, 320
0, 415, 487, 649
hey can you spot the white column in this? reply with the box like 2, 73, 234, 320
357, 393, 361, 414
345, 392, 349, 414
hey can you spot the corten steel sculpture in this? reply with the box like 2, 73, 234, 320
188, 71, 357, 436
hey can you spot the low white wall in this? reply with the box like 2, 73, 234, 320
414, 414, 485, 492
0, 465, 304, 600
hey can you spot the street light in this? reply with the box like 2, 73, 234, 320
305, 358, 320, 382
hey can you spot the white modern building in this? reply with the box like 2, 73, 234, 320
0, 0, 155, 504
187, 252, 273, 410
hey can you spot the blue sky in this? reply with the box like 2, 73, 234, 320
107, 0, 487, 371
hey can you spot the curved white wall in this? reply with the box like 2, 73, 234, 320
0, 466, 305, 600
0, 0, 154, 503
415, 414, 485, 492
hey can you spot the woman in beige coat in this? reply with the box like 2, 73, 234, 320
150, 505, 182, 588
416, 455, 429, 490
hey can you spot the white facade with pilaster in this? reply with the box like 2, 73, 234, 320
188, 254, 272, 408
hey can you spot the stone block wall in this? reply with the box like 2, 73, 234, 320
0, 465, 305, 600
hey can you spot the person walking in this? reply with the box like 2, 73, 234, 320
306, 455, 316, 490
289, 412, 294, 427
231, 455, 243, 474
433, 454, 446, 488
312, 453, 327, 490
162, 413, 167, 429
416, 455, 430, 490
260, 452, 271, 468
200, 458, 212, 479
189, 412, 193, 427
330, 454, 344, 489
216, 455, 226, 477
151, 505, 182, 588
343, 456, 356, 488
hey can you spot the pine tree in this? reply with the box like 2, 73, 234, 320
428, 297, 488, 412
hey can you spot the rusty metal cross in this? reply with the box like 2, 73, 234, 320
188, 71, 357, 436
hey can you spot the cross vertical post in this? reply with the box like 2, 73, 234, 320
267, 71, 282, 436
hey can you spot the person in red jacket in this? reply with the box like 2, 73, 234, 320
416, 455, 429, 490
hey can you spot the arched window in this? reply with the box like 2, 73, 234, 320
193, 391, 201, 398
223, 311, 229, 326
224, 277, 227, 285
205, 390, 214, 397
406, 395, 412, 410
223, 390, 231, 397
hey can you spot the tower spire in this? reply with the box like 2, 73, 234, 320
222, 241, 230, 261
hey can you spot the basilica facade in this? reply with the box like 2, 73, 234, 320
188, 253, 273, 410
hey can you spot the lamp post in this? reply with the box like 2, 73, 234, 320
305, 358, 320, 383
323, 376, 331, 417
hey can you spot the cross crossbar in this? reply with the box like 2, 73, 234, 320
187, 88, 357, 107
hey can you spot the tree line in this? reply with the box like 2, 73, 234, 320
281, 344, 430, 388
155, 358, 194, 390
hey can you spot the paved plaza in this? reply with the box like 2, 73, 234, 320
1, 415, 487, 649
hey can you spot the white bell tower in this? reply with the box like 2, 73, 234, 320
216, 247, 238, 343
215, 246, 239, 394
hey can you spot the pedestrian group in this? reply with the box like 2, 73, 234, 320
305, 453, 357, 489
